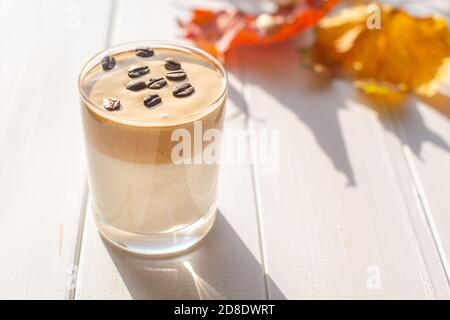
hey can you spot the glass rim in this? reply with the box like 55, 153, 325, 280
78, 40, 228, 128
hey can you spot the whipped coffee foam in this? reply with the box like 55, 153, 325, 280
81, 47, 226, 126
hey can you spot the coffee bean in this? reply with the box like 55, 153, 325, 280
164, 57, 181, 70
103, 97, 121, 111
166, 70, 187, 81
173, 83, 195, 97
135, 47, 154, 57
126, 80, 147, 91
147, 77, 167, 89
143, 94, 162, 108
128, 65, 149, 78
101, 55, 116, 71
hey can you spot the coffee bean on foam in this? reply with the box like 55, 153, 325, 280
128, 65, 150, 78
143, 94, 162, 108
173, 83, 195, 97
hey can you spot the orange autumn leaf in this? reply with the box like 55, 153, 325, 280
310, 4, 450, 98
178, 0, 340, 61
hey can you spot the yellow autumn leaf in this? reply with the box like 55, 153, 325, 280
311, 4, 450, 98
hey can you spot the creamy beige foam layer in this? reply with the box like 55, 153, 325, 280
81, 48, 226, 126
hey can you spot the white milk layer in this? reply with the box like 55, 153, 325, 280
86, 144, 219, 234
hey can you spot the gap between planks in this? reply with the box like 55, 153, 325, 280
70, 0, 118, 300
389, 108, 450, 285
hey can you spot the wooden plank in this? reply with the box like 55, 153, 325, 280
387, 0, 450, 288
242, 38, 450, 299
74, 0, 266, 300
0, 0, 112, 299
390, 84, 450, 283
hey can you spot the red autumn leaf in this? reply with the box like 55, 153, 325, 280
178, 0, 340, 61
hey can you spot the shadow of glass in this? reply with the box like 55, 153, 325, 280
102, 211, 286, 300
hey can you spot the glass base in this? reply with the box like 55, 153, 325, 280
93, 205, 217, 256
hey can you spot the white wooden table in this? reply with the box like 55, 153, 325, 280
0, 0, 449, 299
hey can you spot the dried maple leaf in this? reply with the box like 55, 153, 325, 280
308, 4, 450, 98
178, 0, 340, 61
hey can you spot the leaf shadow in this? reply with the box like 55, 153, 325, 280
237, 37, 450, 182
419, 92, 450, 120
356, 91, 450, 160
239, 39, 357, 186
